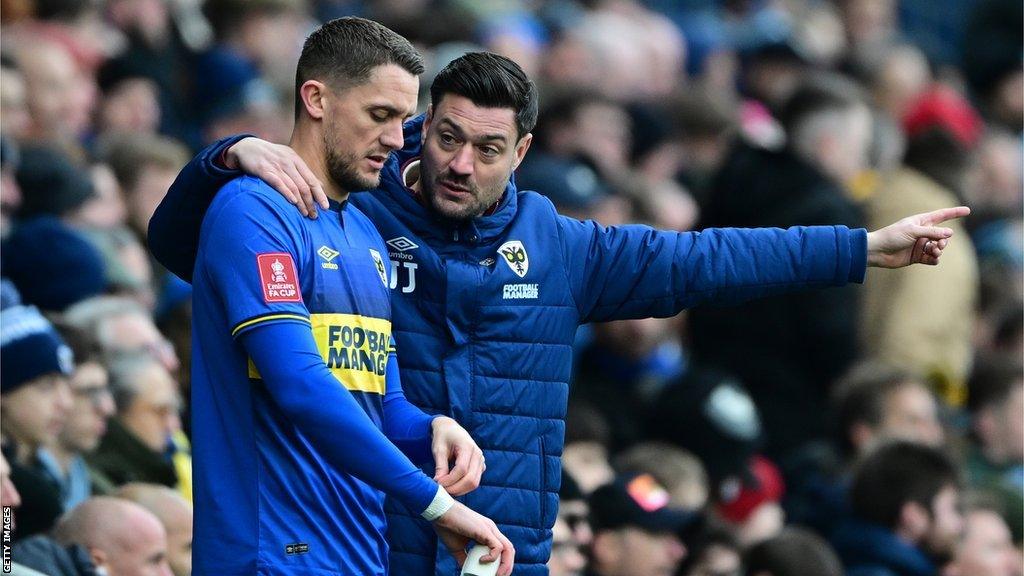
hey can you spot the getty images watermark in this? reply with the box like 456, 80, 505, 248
2, 505, 11, 573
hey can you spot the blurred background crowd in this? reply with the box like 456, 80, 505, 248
0, 0, 1021, 575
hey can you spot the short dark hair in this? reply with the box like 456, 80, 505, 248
850, 441, 960, 530
294, 17, 424, 120
967, 354, 1024, 414
745, 527, 843, 576
430, 52, 538, 139
831, 362, 924, 456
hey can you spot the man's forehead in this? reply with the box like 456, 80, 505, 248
354, 64, 419, 113
433, 95, 518, 141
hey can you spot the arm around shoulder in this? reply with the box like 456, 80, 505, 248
148, 135, 251, 282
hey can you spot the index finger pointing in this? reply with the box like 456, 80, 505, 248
921, 206, 970, 225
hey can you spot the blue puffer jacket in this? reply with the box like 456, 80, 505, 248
149, 117, 867, 575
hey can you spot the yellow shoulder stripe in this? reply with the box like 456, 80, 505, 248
231, 314, 311, 337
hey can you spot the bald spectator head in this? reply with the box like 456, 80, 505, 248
54, 496, 172, 576
117, 484, 192, 576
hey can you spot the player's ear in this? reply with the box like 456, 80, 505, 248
300, 80, 328, 121
512, 133, 532, 171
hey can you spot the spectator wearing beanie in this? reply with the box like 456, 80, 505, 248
0, 301, 75, 540
1, 216, 108, 311
13, 145, 96, 220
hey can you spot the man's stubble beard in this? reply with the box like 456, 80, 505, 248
419, 162, 503, 222
324, 132, 379, 193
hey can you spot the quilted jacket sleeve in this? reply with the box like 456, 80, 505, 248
557, 217, 867, 323
148, 135, 251, 282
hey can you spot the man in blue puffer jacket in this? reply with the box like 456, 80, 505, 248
149, 52, 967, 575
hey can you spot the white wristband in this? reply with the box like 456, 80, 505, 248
421, 485, 456, 521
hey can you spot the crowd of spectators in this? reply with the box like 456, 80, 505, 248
0, 0, 1020, 575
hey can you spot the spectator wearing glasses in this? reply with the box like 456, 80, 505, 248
552, 472, 592, 575
89, 353, 188, 500
550, 513, 588, 576
38, 325, 117, 509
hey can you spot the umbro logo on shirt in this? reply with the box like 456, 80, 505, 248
386, 236, 419, 252
318, 245, 340, 270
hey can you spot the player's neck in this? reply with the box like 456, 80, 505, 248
290, 132, 350, 204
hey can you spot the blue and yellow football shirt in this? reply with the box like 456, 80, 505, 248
190, 176, 436, 575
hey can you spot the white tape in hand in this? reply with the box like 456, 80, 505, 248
460, 543, 499, 576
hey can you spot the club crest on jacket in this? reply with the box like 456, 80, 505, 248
498, 240, 528, 278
